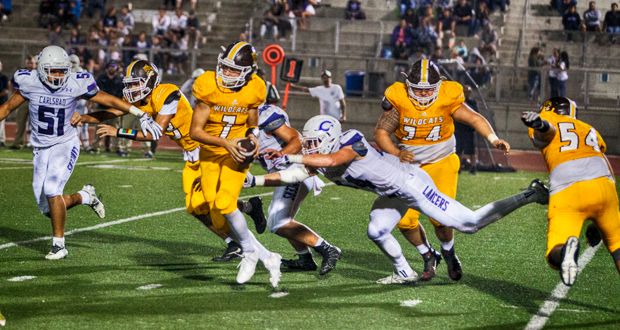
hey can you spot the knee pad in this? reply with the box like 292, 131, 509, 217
214, 193, 235, 214
367, 222, 390, 242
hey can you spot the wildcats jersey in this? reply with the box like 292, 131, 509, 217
192, 71, 266, 156
257, 104, 292, 172
12, 69, 99, 148
133, 83, 198, 152
316, 130, 411, 196
384, 80, 464, 165
529, 111, 612, 195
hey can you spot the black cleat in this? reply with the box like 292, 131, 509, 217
527, 179, 550, 205
441, 248, 463, 281
247, 197, 267, 234
585, 223, 602, 247
314, 242, 342, 275
420, 249, 442, 282
281, 252, 318, 271
212, 240, 243, 262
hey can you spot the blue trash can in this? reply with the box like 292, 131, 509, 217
345, 71, 365, 97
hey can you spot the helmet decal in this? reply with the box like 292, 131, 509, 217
318, 121, 334, 132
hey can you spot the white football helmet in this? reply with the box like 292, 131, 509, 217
301, 115, 342, 155
192, 68, 205, 79
69, 54, 82, 72
37, 46, 72, 90
405, 59, 442, 108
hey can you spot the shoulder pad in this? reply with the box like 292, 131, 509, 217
258, 104, 287, 130
163, 90, 181, 105
262, 116, 286, 132
381, 97, 394, 111
339, 129, 365, 148
12, 70, 34, 90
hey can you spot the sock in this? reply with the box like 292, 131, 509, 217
224, 237, 233, 244
239, 200, 252, 214
373, 234, 413, 278
313, 237, 325, 247
53, 237, 65, 247
416, 244, 430, 255
78, 190, 90, 205
247, 231, 272, 261
297, 248, 311, 255
474, 191, 535, 231
223, 209, 255, 253
441, 238, 455, 251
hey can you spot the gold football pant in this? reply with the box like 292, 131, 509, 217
546, 176, 620, 268
397, 153, 460, 230
183, 159, 229, 233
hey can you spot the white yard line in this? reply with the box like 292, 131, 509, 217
0, 158, 153, 170
524, 244, 601, 330
0, 191, 277, 251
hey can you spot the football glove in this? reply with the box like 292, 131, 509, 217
140, 114, 163, 140
521, 111, 545, 130
243, 171, 256, 188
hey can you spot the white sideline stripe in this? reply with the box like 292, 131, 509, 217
137, 284, 162, 290
400, 300, 423, 307
7, 275, 37, 282
524, 244, 601, 330
269, 292, 289, 298
0, 191, 277, 251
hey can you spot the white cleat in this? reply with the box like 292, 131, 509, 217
81, 184, 105, 218
236, 248, 260, 284
560, 236, 580, 286
376, 271, 419, 285
45, 245, 68, 260
263, 253, 282, 288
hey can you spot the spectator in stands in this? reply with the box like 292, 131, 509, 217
605, 3, 620, 43
151, 36, 165, 69
1, 0, 11, 22
291, 70, 347, 122
169, 33, 188, 74
136, 31, 151, 55
473, 2, 490, 37
430, 47, 445, 62
557, 51, 569, 97
121, 34, 135, 67
171, 7, 188, 36
117, 21, 130, 41
401, 7, 418, 28
420, 5, 436, 29
527, 47, 544, 101
164, 0, 175, 10
39, 0, 55, 28
289, 0, 312, 30
450, 47, 466, 80
556, 0, 577, 16
399, 0, 415, 15
346, 0, 366, 20
391, 19, 414, 60
102, 7, 118, 35
70, 1, 82, 20
438, 0, 454, 10
87, 0, 106, 19
581, 1, 602, 33
544, 47, 560, 98
272, 2, 292, 39
153, 6, 171, 37
261, 10, 279, 41
454, 0, 474, 36
467, 50, 492, 87
120, 5, 135, 32
410, 47, 427, 63
437, 7, 456, 48
414, 18, 438, 55
454, 85, 478, 174
489, 0, 507, 14
563, 6, 581, 42
455, 39, 468, 59
0, 60, 8, 147
187, 10, 201, 48
68, 27, 85, 46
48, 24, 62, 46
239, 32, 248, 42
479, 21, 497, 59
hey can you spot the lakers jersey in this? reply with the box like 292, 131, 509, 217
133, 83, 199, 152
529, 111, 612, 194
192, 71, 266, 156
384, 80, 465, 165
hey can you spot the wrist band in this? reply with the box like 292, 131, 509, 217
288, 155, 304, 164
117, 128, 138, 140
129, 105, 145, 117
255, 176, 265, 187
487, 134, 499, 144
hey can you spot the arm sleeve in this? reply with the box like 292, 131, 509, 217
308, 86, 318, 97
79, 73, 100, 98
159, 90, 182, 115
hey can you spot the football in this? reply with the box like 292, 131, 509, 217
237, 138, 256, 163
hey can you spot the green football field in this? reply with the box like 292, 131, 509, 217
0, 148, 619, 330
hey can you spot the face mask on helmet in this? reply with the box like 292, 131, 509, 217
37, 46, 72, 90
301, 116, 342, 155
405, 59, 442, 108
123, 62, 160, 103
216, 55, 254, 89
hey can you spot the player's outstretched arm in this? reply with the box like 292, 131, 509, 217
97, 114, 174, 141
247, 166, 313, 188
453, 104, 510, 152
190, 100, 246, 163
80, 109, 127, 124
521, 111, 556, 147
0, 91, 26, 121
262, 125, 302, 160
374, 107, 414, 163
275, 146, 361, 169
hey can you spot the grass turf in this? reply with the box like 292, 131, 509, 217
0, 148, 619, 329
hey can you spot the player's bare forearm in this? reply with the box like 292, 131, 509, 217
0, 90, 8, 98
0, 91, 26, 121
374, 128, 401, 157
533, 124, 557, 144
89, 91, 132, 112
247, 108, 258, 127
453, 105, 494, 137
81, 109, 126, 123
274, 125, 302, 155
300, 147, 359, 167
340, 99, 346, 117
190, 101, 226, 147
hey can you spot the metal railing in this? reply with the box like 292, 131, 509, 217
538, 29, 620, 69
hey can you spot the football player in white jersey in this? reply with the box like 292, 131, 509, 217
247, 104, 341, 275
0, 46, 162, 260
246, 115, 549, 284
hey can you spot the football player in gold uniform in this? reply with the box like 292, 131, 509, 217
190, 42, 281, 286
522, 97, 620, 286
82, 60, 269, 265
374, 60, 510, 282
